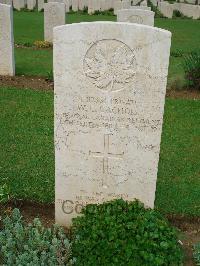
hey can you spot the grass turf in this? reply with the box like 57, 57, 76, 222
0, 87, 199, 216
13, 12, 200, 86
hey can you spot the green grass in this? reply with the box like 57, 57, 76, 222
13, 11, 200, 86
0, 87, 199, 216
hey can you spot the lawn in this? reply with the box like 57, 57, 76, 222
0, 87, 199, 216
13, 11, 200, 86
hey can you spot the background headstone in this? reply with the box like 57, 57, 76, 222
54, 22, 171, 226
64, 0, 70, 11
72, 0, 78, 10
38, 0, 44, 11
0, 3, 15, 76
13, 0, 25, 10
114, 0, 131, 14
158, 2, 173, 18
117, 9, 154, 26
131, 5, 151, 10
44, 2, 65, 42
27, 0, 36, 10
140, 0, 147, 5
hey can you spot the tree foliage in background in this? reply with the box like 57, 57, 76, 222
182, 50, 200, 90
72, 199, 183, 266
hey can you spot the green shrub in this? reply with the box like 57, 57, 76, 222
0, 209, 74, 266
0, 183, 10, 204
182, 50, 200, 90
194, 243, 200, 265
72, 199, 183, 266
47, 70, 54, 82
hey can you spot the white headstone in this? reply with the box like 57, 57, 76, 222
158, 2, 173, 18
72, 0, 78, 10
27, 0, 36, 9
44, 2, 65, 42
114, 0, 131, 14
173, 2, 200, 19
64, 0, 70, 11
13, 0, 25, 10
0, 4, 15, 76
54, 22, 171, 226
140, 0, 147, 6
88, 0, 93, 13
38, 0, 44, 11
131, 5, 151, 10
117, 9, 154, 26
131, 0, 141, 5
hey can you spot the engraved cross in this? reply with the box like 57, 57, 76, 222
89, 134, 124, 187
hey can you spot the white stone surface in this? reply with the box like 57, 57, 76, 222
131, 5, 151, 10
64, 0, 70, 11
140, 0, 147, 6
54, 21, 171, 226
27, 0, 36, 9
131, 0, 141, 5
38, 0, 44, 11
0, 4, 15, 76
117, 9, 154, 26
158, 2, 173, 18
13, 0, 25, 10
150, 0, 158, 7
173, 2, 200, 19
72, 0, 78, 10
44, 2, 65, 42
114, 0, 131, 14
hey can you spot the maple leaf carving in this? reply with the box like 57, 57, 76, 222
84, 40, 136, 92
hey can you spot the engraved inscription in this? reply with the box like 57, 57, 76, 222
127, 15, 143, 24
89, 134, 124, 188
83, 39, 136, 92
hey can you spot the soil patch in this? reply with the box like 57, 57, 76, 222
166, 89, 200, 100
0, 201, 199, 265
0, 75, 53, 91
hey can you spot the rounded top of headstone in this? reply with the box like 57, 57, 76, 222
53, 21, 171, 38
117, 8, 155, 15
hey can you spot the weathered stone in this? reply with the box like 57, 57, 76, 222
44, 2, 65, 42
131, 5, 151, 10
38, 0, 44, 11
140, 0, 147, 6
117, 9, 154, 26
114, 0, 131, 14
0, 3, 15, 76
72, 0, 78, 10
13, 0, 25, 10
27, 0, 36, 10
54, 22, 171, 226
173, 2, 200, 19
158, 2, 173, 18
63, 0, 70, 11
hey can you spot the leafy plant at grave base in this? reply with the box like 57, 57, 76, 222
0, 183, 10, 204
34, 40, 52, 49
0, 208, 75, 266
194, 243, 200, 265
93, 9, 114, 16
46, 70, 54, 82
182, 50, 200, 90
72, 199, 183, 266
